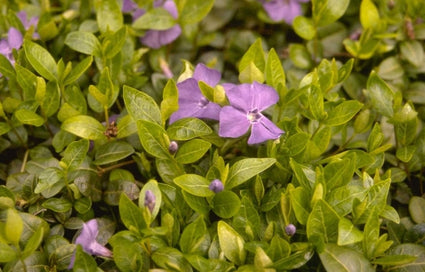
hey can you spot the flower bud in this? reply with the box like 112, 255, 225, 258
285, 223, 296, 236
208, 179, 224, 193
144, 190, 156, 213
168, 141, 178, 154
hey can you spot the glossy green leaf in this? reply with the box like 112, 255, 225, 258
239, 38, 265, 72
112, 239, 144, 272
173, 174, 214, 197
42, 198, 72, 213
180, 0, 215, 25
217, 221, 246, 266
265, 48, 286, 93
307, 200, 340, 244
175, 139, 211, 164
312, 0, 350, 27
34, 167, 65, 198
409, 196, 425, 224
319, 244, 374, 272
161, 79, 179, 125
64, 56, 93, 85
226, 158, 276, 189
293, 16, 316, 40
64, 31, 101, 56
73, 245, 97, 272
179, 216, 210, 255
14, 109, 44, 127
167, 117, 212, 140
133, 8, 176, 30
5, 208, 23, 244
360, 0, 380, 30
96, 0, 123, 33
23, 40, 57, 81
365, 71, 394, 117
137, 120, 170, 159
387, 244, 425, 271
238, 61, 265, 84
400, 40, 424, 67
152, 247, 193, 271
338, 217, 364, 245
119, 193, 147, 232
62, 115, 106, 140
0, 54, 15, 78
94, 141, 135, 165
123, 85, 162, 125
103, 26, 127, 59
324, 100, 363, 126
61, 139, 89, 171
212, 191, 241, 219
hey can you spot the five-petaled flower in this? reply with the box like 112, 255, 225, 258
124, 0, 182, 49
68, 219, 112, 269
169, 63, 222, 124
259, 0, 309, 24
219, 81, 284, 145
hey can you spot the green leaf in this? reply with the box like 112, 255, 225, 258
161, 79, 179, 125
319, 244, 375, 272
337, 217, 364, 245
289, 44, 312, 69
0, 54, 15, 78
400, 40, 424, 67
217, 221, 246, 266
265, 48, 286, 93
112, 239, 144, 272
0, 243, 17, 262
238, 62, 265, 84
312, 0, 350, 27
324, 100, 363, 126
23, 40, 57, 81
42, 198, 72, 213
293, 16, 316, 40
61, 139, 89, 171
182, 191, 210, 216
119, 193, 147, 232
226, 158, 276, 190
388, 244, 425, 271
123, 85, 162, 124
239, 38, 266, 72
396, 145, 416, 163
179, 216, 210, 255
212, 191, 241, 219
73, 245, 97, 272
180, 0, 215, 25
307, 200, 340, 245
15, 65, 37, 100
5, 208, 23, 244
377, 57, 404, 81
409, 196, 425, 224
42, 81, 61, 117
133, 8, 176, 30
34, 167, 65, 198
94, 141, 135, 165
64, 56, 93, 85
96, 0, 123, 33
289, 186, 311, 225
175, 139, 211, 164
103, 26, 127, 59
117, 114, 137, 138
152, 247, 193, 272
167, 117, 212, 140
372, 255, 417, 266
289, 159, 315, 190
360, 0, 380, 30
137, 120, 170, 159
62, 115, 106, 140
272, 245, 314, 270
365, 71, 394, 117
14, 109, 44, 127
64, 31, 101, 56
173, 174, 214, 197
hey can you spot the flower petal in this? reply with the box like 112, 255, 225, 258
250, 81, 280, 111
248, 116, 283, 144
8, 28, 23, 50
0, 40, 11, 55
219, 106, 250, 138
169, 102, 201, 124
195, 101, 221, 120
177, 78, 203, 102
262, 0, 287, 22
122, 0, 138, 12
90, 241, 113, 258
193, 63, 221, 86
75, 219, 98, 249
162, 0, 179, 19
140, 25, 181, 49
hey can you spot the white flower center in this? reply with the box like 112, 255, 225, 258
247, 109, 262, 123
197, 97, 209, 108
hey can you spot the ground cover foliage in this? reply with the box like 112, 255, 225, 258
1, 0, 425, 271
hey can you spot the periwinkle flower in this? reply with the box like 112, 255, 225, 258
17, 11, 39, 38
69, 219, 112, 269
259, 0, 310, 24
124, 0, 182, 49
209, 179, 224, 193
169, 63, 222, 124
285, 223, 296, 236
144, 190, 156, 213
0, 27, 23, 65
219, 81, 284, 145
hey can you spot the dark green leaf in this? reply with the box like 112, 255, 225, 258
167, 117, 212, 140
175, 139, 211, 164
94, 141, 135, 165
226, 158, 276, 189
212, 191, 241, 219
137, 120, 170, 159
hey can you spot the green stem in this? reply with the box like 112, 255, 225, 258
20, 149, 29, 173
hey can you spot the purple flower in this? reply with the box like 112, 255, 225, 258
219, 81, 284, 145
285, 223, 296, 236
209, 179, 224, 193
259, 0, 309, 24
144, 190, 156, 213
169, 63, 222, 124
17, 11, 39, 36
125, 0, 182, 49
0, 27, 23, 65
69, 219, 112, 269
168, 140, 178, 154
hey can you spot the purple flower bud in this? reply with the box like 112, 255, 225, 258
285, 223, 296, 236
144, 190, 156, 213
209, 179, 224, 193
168, 141, 178, 154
